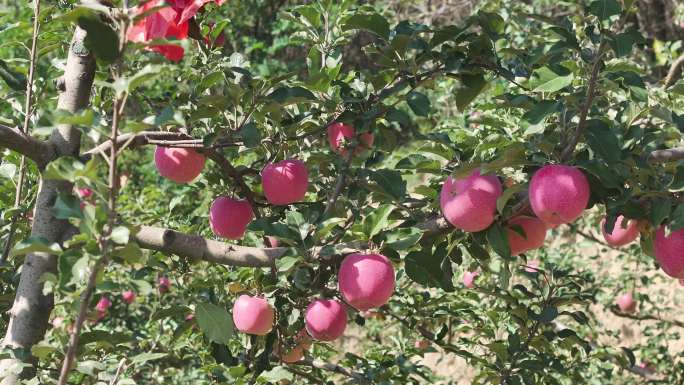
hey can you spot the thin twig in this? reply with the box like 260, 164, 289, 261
609, 307, 684, 328
108, 358, 127, 385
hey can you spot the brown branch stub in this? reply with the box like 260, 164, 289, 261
647, 146, 684, 163
0, 124, 54, 168
133, 226, 286, 267
664, 54, 684, 88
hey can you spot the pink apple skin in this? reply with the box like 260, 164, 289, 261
327, 122, 374, 156
414, 340, 430, 350
529, 165, 590, 226
262, 159, 309, 205
616, 293, 636, 313
440, 170, 503, 232
209, 197, 254, 239
305, 299, 347, 341
338, 253, 395, 311
654, 226, 684, 278
122, 291, 136, 304
265, 236, 280, 248
506, 216, 547, 256
95, 297, 112, 312
77, 188, 93, 199
601, 215, 639, 247
154, 146, 206, 183
232, 295, 274, 336
679, 278, 684, 287
462, 271, 478, 288
524, 259, 540, 273
51, 317, 65, 329
158, 276, 171, 294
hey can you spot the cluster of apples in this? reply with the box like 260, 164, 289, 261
440, 164, 590, 256
442, 165, 684, 313
153, 123, 379, 360
232, 252, 395, 361
153, 122, 374, 240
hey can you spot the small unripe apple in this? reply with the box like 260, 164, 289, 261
654, 226, 684, 278
506, 216, 547, 256
305, 299, 347, 341
616, 292, 637, 313
209, 197, 254, 239
262, 159, 309, 205
440, 169, 502, 232
601, 215, 639, 247
327, 122, 374, 156
462, 271, 478, 289
154, 146, 206, 183
232, 295, 274, 335
122, 290, 136, 304
529, 165, 590, 226
185, 313, 195, 322
158, 276, 171, 294
338, 253, 395, 311
524, 259, 540, 273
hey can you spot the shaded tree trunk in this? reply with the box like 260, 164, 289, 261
0, 27, 95, 385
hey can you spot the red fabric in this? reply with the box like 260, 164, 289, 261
128, 0, 224, 61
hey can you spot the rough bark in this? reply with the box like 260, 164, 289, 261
0, 27, 95, 385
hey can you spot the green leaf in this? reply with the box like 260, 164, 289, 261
267, 86, 315, 105
363, 204, 394, 239
406, 91, 431, 116
669, 204, 684, 232
522, 100, 560, 126
0, 60, 26, 91
486, 224, 511, 259
240, 122, 261, 148
44, 157, 86, 182
0, 163, 17, 179
455, 74, 487, 111
258, 366, 294, 383
342, 13, 390, 40
110, 226, 130, 245
11, 236, 62, 256
610, 29, 644, 58
369, 169, 406, 201
53, 194, 83, 220
650, 199, 671, 227
530, 67, 574, 93
151, 305, 192, 321
589, 0, 621, 21
74, 12, 119, 63
129, 352, 167, 366
497, 184, 524, 215
196, 302, 233, 344
585, 120, 621, 163
384, 227, 422, 250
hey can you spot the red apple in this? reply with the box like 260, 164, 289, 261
616, 292, 636, 313
77, 187, 93, 199
327, 122, 374, 157
440, 169, 502, 232
462, 271, 478, 289
654, 226, 684, 278
209, 197, 254, 240
305, 299, 347, 341
262, 159, 309, 205
414, 340, 430, 350
158, 276, 171, 294
154, 146, 206, 183
232, 295, 274, 335
529, 165, 590, 226
601, 215, 639, 247
122, 291, 136, 304
506, 216, 547, 256
338, 253, 395, 311
265, 236, 280, 248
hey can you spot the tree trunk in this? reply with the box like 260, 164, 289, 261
0, 27, 94, 385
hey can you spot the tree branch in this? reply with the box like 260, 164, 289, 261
647, 146, 684, 163
297, 359, 370, 384
133, 226, 287, 267
609, 307, 684, 328
664, 54, 684, 88
0, 124, 53, 168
